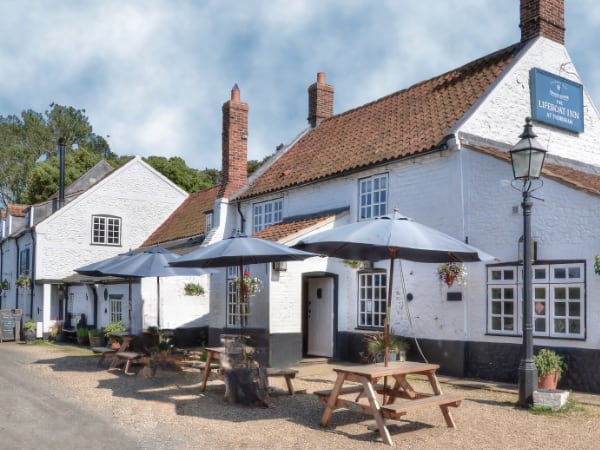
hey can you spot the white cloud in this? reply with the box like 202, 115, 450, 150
1, 0, 599, 171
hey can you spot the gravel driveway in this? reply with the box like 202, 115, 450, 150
4, 342, 600, 449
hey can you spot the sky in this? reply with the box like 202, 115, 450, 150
1, 0, 599, 171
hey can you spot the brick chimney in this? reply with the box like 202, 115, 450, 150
520, 0, 565, 44
218, 84, 248, 199
308, 72, 334, 128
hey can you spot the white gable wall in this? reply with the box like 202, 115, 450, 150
458, 37, 600, 168
35, 158, 188, 280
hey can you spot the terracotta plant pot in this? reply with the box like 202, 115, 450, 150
538, 370, 559, 390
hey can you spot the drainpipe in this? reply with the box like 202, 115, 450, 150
58, 138, 66, 209
15, 238, 20, 310
0, 241, 4, 309
30, 229, 36, 320
237, 201, 246, 234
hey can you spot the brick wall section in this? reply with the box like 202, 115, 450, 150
219, 84, 248, 199
307, 72, 334, 127
520, 0, 565, 44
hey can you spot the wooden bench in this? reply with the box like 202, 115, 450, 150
266, 368, 298, 395
379, 393, 464, 426
91, 347, 118, 367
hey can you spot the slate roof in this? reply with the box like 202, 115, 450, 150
237, 44, 521, 200
143, 185, 220, 246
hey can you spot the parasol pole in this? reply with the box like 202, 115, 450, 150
239, 257, 246, 330
385, 248, 398, 367
157, 277, 161, 329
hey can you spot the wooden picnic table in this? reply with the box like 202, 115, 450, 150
199, 346, 297, 395
314, 361, 463, 446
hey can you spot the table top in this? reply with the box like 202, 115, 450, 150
205, 346, 225, 353
333, 361, 440, 378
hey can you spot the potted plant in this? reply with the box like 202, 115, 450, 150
76, 327, 90, 346
104, 321, 127, 349
49, 321, 64, 342
183, 282, 205, 296
437, 262, 467, 288
88, 328, 105, 347
22, 320, 37, 343
0, 279, 9, 291
533, 348, 567, 389
364, 332, 409, 363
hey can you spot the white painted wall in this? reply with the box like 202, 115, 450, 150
35, 158, 188, 280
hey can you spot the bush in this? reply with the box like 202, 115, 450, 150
533, 348, 567, 378
23, 320, 37, 332
104, 321, 126, 337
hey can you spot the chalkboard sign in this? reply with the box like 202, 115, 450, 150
0, 309, 22, 342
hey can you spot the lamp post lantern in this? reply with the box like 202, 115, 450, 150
510, 117, 546, 408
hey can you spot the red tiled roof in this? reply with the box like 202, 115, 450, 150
7, 204, 28, 217
142, 185, 220, 246
238, 44, 520, 199
254, 211, 341, 242
472, 145, 600, 197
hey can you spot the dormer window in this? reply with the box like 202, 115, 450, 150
205, 212, 213, 234
92, 215, 121, 246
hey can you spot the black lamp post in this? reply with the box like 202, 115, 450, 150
510, 117, 547, 408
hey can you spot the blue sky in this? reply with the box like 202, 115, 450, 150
1, 0, 599, 171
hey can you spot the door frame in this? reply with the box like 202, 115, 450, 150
301, 272, 338, 358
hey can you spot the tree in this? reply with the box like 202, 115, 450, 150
0, 103, 116, 209
143, 156, 215, 193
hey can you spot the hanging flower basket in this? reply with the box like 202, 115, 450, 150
16, 274, 30, 289
437, 262, 466, 288
233, 272, 262, 298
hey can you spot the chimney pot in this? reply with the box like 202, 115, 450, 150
231, 83, 240, 102
317, 72, 326, 85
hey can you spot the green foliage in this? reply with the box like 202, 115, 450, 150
0, 103, 115, 208
103, 321, 126, 337
23, 320, 37, 331
143, 156, 215, 193
183, 282, 205, 296
364, 332, 409, 361
76, 327, 89, 338
533, 348, 567, 378
594, 255, 600, 276
88, 328, 104, 338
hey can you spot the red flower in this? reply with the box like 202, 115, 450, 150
244, 271, 250, 277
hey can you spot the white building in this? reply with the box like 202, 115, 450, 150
171, 0, 600, 392
0, 157, 188, 335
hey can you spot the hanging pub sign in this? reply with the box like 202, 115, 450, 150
530, 68, 584, 133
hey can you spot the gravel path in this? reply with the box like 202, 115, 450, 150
7, 342, 600, 449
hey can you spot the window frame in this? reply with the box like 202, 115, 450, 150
205, 211, 213, 234
109, 294, 123, 323
357, 269, 388, 329
226, 265, 250, 328
358, 173, 388, 220
91, 215, 122, 246
252, 198, 283, 233
486, 261, 585, 339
